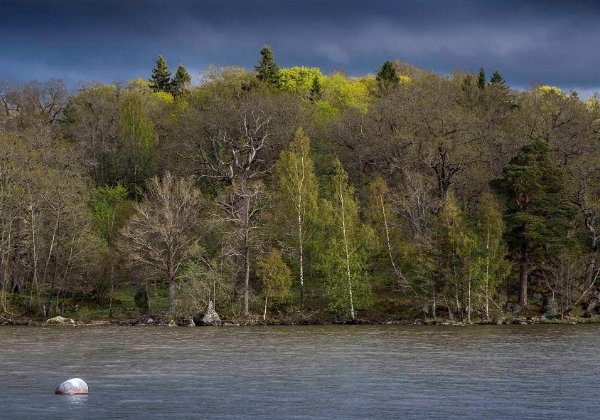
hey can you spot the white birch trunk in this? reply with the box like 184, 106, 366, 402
339, 184, 355, 321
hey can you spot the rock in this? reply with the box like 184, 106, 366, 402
45, 316, 75, 326
55, 378, 88, 395
495, 314, 507, 325
187, 318, 195, 327
167, 320, 177, 327
199, 301, 221, 326
512, 317, 528, 325
146, 318, 154, 325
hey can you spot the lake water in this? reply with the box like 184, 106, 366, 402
1, 324, 599, 419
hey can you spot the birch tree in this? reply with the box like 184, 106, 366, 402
474, 191, 509, 319
321, 159, 373, 320
367, 176, 407, 288
272, 128, 318, 302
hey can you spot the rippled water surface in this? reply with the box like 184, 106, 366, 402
1, 324, 599, 419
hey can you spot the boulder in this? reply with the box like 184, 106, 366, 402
200, 301, 221, 326
46, 316, 75, 326
55, 378, 88, 395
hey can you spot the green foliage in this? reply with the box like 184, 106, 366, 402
257, 249, 292, 305
279, 67, 323, 93
321, 73, 373, 113
89, 184, 129, 244
149, 55, 172, 93
272, 128, 319, 297
477, 67, 487, 90
171, 64, 192, 97
319, 159, 374, 318
435, 193, 478, 307
492, 139, 577, 258
255, 45, 281, 87
489, 70, 506, 87
113, 91, 158, 198
473, 191, 510, 314
376, 60, 400, 92
309, 75, 322, 102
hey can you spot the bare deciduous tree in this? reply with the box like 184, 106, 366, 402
120, 172, 203, 313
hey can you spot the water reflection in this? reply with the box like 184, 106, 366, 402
61, 395, 88, 407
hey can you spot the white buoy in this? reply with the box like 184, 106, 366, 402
55, 378, 88, 395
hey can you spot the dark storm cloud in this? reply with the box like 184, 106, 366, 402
1, 0, 599, 95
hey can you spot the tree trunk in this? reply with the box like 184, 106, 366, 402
263, 293, 268, 321
380, 196, 405, 286
298, 211, 304, 304
485, 223, 490, 320
584, 246, 597, 289
108, 260, 115, 318
168, 275, 176, 313
339, 186, 355, 321
467, 277, 472, 323
244, 231, 250, 317
519, 244, 529, 307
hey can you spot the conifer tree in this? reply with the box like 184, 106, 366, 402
492, 140, 577, 307
149, 55, 172, 93
489, 70, 506, 87
477, 67, 487, 90
376, 60, 400, 92
309, 76, 322, 102
171, 64, 191, 97
255, 45, 281, 87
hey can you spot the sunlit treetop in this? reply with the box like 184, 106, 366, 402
279, 67, 324, 92
535, 85, 567, 97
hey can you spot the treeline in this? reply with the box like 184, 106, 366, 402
1, 47, 599, 322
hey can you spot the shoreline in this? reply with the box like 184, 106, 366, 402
2, 315, 600, 327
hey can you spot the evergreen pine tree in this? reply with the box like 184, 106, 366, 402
477, 67, 487, 90
255, 45, 281, 87
309, 76, 322, 102
489, 70, 506, 87
376, 60, 400, 92
491, 139, 577, 307
149, 55, 172, 93
171, 64, 191, 96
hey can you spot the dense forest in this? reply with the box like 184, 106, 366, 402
1, 47, 599, 324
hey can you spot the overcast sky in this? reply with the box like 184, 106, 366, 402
1, 0, 599, 96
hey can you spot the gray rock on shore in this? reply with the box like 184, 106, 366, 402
45, 316, 75, 326
200, 301, 221, 326
55, 378, 88, 395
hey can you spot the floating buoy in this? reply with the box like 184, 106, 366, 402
55, 378, 88, 395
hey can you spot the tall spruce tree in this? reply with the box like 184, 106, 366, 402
376, 60, 400, 92
255, 45, 281, 87
171, 64, 191, 97
492, 139, 577, 307
149, 55, 172, 93
489, 70, 506, 87
477, 67, 487, 90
